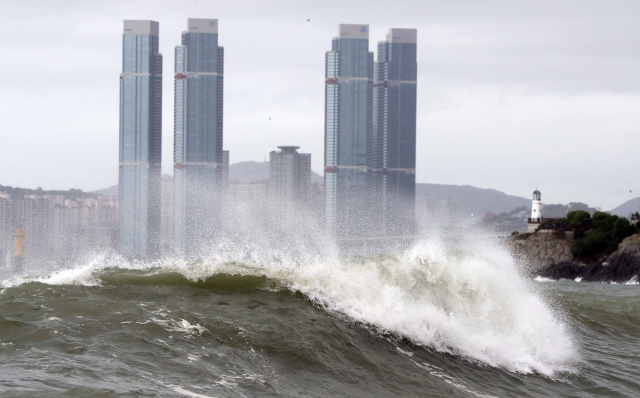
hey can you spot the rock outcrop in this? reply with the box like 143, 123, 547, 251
511, 231, 573, 272
537, 233, 640, 283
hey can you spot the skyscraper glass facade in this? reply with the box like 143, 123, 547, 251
324, 24, 374, 238
119, 20, 162, 257
173, 19, 224, 256
373, 29, 417, 236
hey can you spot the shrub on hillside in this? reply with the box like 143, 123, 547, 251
573, 230, 615, 258
630, 211, 640, 226
553, 229, 566, 238
567, 210, 591, 226
537, 214, 590, 233
514, 232, 532, 240
572, 212, 635, 259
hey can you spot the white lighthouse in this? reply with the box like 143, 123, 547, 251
528, 189, 542, 232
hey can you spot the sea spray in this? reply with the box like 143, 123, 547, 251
1, 234, 578, 376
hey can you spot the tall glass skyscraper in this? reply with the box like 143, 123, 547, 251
373, 29, 417, 236
173, 19, 224, 256
119, 20, 162, 257
324, 24, 374, 238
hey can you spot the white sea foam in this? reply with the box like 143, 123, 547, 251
154, 236, 576, 375
150, 317, 208, 336
534, 276, 555, 283
625, 275, 639, 285
38, 265, 101, 286
272, 239, 576, 376
412, 360, 499, 398
1, 253, 120, 288
170, 385, 217, 398
396, 347, 414, 357
1, 235, 578, 376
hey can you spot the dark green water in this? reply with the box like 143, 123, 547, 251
0, 244, 638, 397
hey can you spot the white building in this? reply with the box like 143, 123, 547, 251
528, 189, 542, 232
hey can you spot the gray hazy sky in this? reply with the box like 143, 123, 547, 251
0, 0, 638, 210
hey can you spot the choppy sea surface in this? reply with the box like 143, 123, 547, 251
0, 238, 638, 397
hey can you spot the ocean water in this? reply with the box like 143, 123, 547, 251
0, 237, 638, 397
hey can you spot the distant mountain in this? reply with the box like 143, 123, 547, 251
92, 166, 604, 221
538, 202, 599, 218
229, 161, 323, 184
228, 161, 269, 182
227, 164, 534, 217
0, 184, 95, 200
609, 197, 640, 218
90, 162, 323, 196
415, 184, 530, 218
93, 184, 118, 196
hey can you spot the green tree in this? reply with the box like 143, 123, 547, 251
573, 212, 636, 259
567, 210, 591, 226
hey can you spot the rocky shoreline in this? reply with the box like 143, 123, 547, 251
510, 231, 640, 283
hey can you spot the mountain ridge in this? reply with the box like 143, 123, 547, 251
83, 162, 634, 220
609, 197, 640, 218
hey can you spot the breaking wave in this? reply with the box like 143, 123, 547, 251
1, 236, 578, 376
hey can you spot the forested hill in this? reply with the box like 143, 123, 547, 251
90, 163, 639, 222
0, 184, 95, 200
228, 163, 531, 217
415, 184, 530, 218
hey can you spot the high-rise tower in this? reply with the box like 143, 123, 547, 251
173, 18, 224, 256
324, 24, 374, 238
373, 28, 417, 236
269, 146, 311, 202
119, 20, 162, 257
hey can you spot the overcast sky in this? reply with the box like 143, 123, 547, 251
0, 0, 638, 210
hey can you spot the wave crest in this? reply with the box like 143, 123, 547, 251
1, 237, 578, 375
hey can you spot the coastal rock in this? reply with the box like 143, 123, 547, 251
538, 233, 640, 283
511, 231, 573, 271
612, 233, 640, 257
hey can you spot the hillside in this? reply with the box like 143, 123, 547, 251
89, 167, 532, 218
415, 183, 530, 218
93, 184, 118, 196
94, 163, 638, 220
609, 197, 640, 218
89, 176, 639, 225
0, 184, 95, 200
